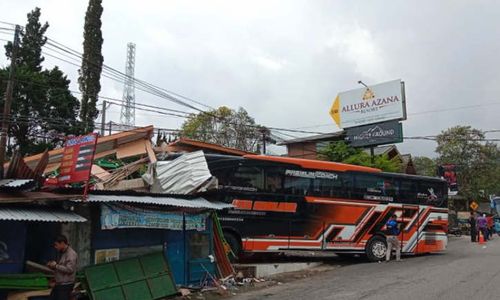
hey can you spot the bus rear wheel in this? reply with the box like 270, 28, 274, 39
366, 235, 387, 262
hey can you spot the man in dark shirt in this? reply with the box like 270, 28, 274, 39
469, 212, 477, 242
385, 214, 401, 262
47, 235, 78, 300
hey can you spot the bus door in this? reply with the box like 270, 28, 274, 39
286, 195, 325, 251
401, 204, 421, 254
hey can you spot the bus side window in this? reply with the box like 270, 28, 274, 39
232, 166, 264, 191
353, 174, 398, 201
264, 167, 285, 194
381, 177, 398, 199
417, 181, 445, 206
399, 179, 417, 204
312, 173, 349, 198
211, 166, 236, 187
284, 176, 312, 196
353, 174, 382, 199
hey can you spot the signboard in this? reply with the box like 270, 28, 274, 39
94, 249, 120, 264
438, 164, 458, 196
100, 204, 207, 231
345, 120, 403, 147
329, 79, 406, 129
470, 201, 479, 211
58, 133, 98, 184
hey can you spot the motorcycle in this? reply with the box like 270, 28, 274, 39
448, 226, 462, 237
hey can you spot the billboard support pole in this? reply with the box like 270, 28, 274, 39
370, 147, 375, 163
83, 133, 99, 200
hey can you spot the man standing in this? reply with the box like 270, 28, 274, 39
469, 211, 477, 242
385, 214, 401, 262
486, 214, 494, 240
47, 235, 78, 300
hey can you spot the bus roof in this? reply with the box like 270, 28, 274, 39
243, 154, 381, 173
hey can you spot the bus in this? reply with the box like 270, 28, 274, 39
203, 154, 448, 261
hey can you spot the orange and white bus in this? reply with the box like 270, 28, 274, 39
204, 154, 448, 261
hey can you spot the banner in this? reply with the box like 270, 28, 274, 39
100, 204, 207, 231
58, 133, 98, 184
345, 121, 403, 147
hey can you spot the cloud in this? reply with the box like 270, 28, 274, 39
1, 1, 500, 157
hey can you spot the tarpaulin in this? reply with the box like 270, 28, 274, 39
100, 204, 206, 231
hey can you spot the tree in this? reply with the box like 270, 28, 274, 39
0, 8, 81, 155
179, 106, 264, 152
318, 141, 401, 172
5, 7, 47, 72
435, 126, 500, 201
79, 0, 103, 131
413, 156, 437, 177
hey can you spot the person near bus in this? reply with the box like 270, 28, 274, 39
477, 214, 488, 241
468, 211, 477, 242
385, 214, 401, 262
47, 235, 78, 300
486, 214, 494, 240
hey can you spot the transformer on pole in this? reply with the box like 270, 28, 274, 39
120, 42, 136, 127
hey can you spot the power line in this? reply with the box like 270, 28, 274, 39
9, 77, 193, 119
42, 38, 208, 112
1, 20, 354, 136
45, 37, 215, 110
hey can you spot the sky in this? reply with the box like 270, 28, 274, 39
1, 0, 500, 157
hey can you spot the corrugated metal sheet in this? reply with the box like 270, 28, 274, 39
0, 208, 87, 222
87, 195, 233, 210
0, 179, 37, 192
0, 179, 34, 187
150, 151, 212, 194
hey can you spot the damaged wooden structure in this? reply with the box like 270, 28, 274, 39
0, 126, 236, 299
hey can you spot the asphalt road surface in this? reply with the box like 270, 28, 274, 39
233, 236, 500, 300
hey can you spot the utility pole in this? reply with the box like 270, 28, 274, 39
0, 25, 21, 179
261, 128, 267, 155
100, 100, 107, 136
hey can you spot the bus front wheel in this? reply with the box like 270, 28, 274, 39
366, 235, 387, 262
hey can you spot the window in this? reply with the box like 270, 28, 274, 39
189, 233, 210, 259
399, 179, 417, 204
284, 176, 312, 196
211, 166, 235, 187
353, 174, 397, 202
229, 166, 264, 191
311, 173, 351, 198
264, 167, 285, 193
417, 181, 446, 206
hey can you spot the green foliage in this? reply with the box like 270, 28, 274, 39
413, 156, 437, 177
180, 106, 263, 152
319, 141, 401, 172
435, 126, 500, 200
5, 7, 48, 72
0, 7, 81, 155
79, 0, 103, 131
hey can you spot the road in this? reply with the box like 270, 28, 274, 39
232, 236, 500, 300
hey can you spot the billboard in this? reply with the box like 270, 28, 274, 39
438, 164, 458, 196
58, 133, 98, 185
329, 79, 406, 129
345, 121, 403, 147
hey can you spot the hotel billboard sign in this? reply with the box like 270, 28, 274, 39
330, 79, 406, 129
